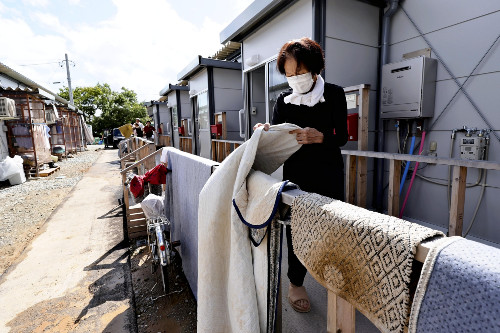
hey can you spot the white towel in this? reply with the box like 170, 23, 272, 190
198, 124, 302, 333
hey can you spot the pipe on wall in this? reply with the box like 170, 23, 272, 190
374, 0, 400, 212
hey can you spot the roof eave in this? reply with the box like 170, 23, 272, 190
159, 83, 190, 97
220, 0, 297, 44
177, 57, 242, 81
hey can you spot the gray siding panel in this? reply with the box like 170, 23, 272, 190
324, 38, 379, 90
214, 87, 243, 112
379, 0, 500, 245
325, 0, 380, 48
213, 68, 243, 90
390, 1, 500, 45
389, 11, 500, 81
180, 91, 191, 119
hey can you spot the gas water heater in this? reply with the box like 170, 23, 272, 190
380, 56, 437, 119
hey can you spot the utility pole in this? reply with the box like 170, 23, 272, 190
64, 53, 74, 105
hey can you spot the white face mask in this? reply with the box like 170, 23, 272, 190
286, 72, 314, 94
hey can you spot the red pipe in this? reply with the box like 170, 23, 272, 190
399, 131, 426, 218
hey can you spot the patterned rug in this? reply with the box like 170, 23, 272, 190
291, 193, 443, 333
409, 237, 500, 332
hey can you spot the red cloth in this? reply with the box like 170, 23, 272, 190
130, 175, 145, 198
144, 164, 168, 185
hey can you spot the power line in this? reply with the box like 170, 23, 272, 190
18, 61, 61, 66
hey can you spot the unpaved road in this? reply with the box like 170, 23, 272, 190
0, 149, 136, 332
0, 147, 102, 275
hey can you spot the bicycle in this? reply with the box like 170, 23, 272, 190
147, 216, 180, 293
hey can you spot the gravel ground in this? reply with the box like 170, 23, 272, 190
0, 146, 105, 276
130, 243, 197, 333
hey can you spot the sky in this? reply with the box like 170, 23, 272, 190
0, 0, 253, 102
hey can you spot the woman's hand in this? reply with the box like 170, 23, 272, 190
253, 123, 270, 131
289, 127, 324, 144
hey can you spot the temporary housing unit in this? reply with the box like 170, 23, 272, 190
159, 84, 190, 151
144, 100, 169, 145
177, 55, 243, 159
221, 0, 500, 246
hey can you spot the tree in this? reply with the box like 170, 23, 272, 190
59, 84, 148, 135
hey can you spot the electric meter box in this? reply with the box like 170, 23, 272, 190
460, 137, 486, 160
380, 57, 437, 119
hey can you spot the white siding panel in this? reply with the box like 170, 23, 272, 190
242, 0, 312, 71
189, 70, 209, 94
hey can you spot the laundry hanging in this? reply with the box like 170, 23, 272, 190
233, 169, 297, 333
162, 147, 219, 300
409, 237, 500, 332
290, 193, 443, 333
129, 164, 168, 198
197, 123, 302, 333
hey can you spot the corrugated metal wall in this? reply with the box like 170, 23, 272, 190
0, 121, 8, 160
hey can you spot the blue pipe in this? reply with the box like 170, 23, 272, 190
400, 136, 416, 195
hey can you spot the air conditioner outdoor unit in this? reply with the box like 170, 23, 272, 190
0, 97, 16, 118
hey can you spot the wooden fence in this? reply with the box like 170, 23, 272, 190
281, 150, 500, 333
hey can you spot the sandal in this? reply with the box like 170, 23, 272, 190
288, 284, 311, 313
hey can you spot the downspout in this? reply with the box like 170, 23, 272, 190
312, 0, 326, 79
207, 66, 216, 126
374, 0, 400, 212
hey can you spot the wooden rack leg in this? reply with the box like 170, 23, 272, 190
356, 156, 367, 208
211, 141, 216, 161
327, 291, 355, 333
449, 166, 467, 236
345, 155, 356, 204
388, 159, 401, 217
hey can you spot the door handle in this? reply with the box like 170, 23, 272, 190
239, 109, 245, 139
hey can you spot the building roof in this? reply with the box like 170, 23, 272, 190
211, 41, 242, 60
143, 100, 169, 107
159, 83, 190, 97
220, 0, 297, 44
177, 55, 242, 81
0, 61, 75, 109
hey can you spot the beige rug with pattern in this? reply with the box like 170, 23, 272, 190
291, 193, 443, 333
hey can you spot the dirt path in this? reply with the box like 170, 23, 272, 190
0, 148, 102, 275
0, 149, 136, 332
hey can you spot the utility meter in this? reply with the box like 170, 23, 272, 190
460, 137, 486, 160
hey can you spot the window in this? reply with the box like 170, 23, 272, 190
197, 91, 209, 130
171, 106, 178, 130
268, 59, 289, 115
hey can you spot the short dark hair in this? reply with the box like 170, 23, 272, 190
277, 37, 324, 75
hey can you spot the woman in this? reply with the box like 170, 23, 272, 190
254, 37, 348, 313
144, 121, 155, 140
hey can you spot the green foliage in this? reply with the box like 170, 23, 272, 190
59, 83, 148, 135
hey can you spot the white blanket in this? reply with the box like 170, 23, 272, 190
198, 124, 302, 333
